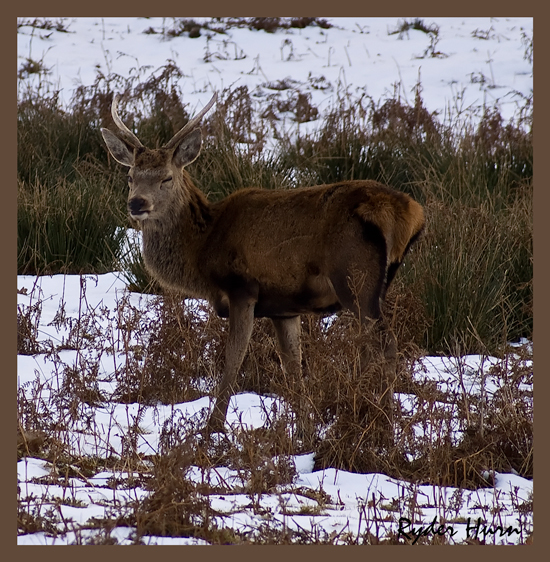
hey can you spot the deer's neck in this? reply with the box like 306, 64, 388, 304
140, 183, 212, 297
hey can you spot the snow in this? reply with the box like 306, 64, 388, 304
18, 16, 532, 130
17, 17, 533, 545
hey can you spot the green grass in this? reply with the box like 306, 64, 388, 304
17, 61, 532, 352
17, 175, 127, 275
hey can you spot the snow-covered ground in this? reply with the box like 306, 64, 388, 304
17, 273, 533, 545
17, 18, 533, 545
18, 17, 532, 128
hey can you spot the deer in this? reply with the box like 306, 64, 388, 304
101, 92, 425, 437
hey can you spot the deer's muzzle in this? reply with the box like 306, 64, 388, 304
128, 197, 151, 219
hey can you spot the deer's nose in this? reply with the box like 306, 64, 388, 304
128, 197, 150, 216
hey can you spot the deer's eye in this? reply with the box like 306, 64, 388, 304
161, 177, 173, 184
127, 175, 133, 184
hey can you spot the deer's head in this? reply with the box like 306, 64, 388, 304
101, 93, 217, 221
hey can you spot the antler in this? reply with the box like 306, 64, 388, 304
163, 92, 218, 150
111, 94, 144, 148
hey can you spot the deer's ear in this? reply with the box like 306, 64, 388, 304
172, 128, 202, 168
101, 128, 135, 167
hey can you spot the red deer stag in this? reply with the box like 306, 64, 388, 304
101, 92, 425, 436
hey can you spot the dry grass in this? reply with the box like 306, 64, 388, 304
17, 280, 533, 543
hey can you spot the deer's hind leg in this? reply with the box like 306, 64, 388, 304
272, 316, 314, 440
330, 254, 397, 437
272, 316, 302, 377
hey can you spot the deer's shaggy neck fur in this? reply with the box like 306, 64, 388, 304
140, 170, 213, 297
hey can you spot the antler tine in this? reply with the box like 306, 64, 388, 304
111, 94, 144, 148
163, 92, 218, 150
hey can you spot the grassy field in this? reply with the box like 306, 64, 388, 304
18, 63, 533, 354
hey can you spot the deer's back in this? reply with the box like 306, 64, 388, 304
199, 180, 423, 318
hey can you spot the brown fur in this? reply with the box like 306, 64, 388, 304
101, 94, 425, 435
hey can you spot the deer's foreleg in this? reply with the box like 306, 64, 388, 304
207, 296, 255, 433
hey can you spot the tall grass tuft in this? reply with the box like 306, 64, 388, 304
17, 176, 127, 275
17, 89, 129, 274
414, 190, 532, 353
